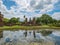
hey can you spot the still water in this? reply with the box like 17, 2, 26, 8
0, 29, 60, 45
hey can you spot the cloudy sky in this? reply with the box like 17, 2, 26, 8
0, 0, 60, 20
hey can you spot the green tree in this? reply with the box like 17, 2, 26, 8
53, 20, 60, 27
9, 17, 20, 24
52, 19, 57, 24
3, 18, 9, 24
36, 17, 41, 25
24, 15, 26, 18
36, 14, 53, 25
58, 20, 60, 23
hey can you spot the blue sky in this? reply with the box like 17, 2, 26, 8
2, 0, 17, 10
0, 0, 60, 20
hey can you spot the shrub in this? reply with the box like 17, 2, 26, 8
53, 23, 60, 27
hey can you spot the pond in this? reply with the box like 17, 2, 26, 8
0, 29, 60, 45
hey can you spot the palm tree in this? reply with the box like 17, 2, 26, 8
24, 15, 25, 18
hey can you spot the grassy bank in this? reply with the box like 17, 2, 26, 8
0, 25, 60, 30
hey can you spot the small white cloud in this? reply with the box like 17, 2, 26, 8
52, 12, 60, 20
40, 4, 54, 14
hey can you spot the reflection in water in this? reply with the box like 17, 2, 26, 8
40, 30, 52, 36
24, 31, 27, 37
0, 30, 60, 45
33, 31, 36, 38
0, 31, 3, 38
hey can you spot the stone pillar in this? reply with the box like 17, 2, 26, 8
32, 17, 36, 25
25, 18, 28, 25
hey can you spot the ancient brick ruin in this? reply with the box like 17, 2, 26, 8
0, 12, 4, 26
22, 17, 37, 26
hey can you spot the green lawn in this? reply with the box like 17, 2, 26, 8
0, 25, 60, 30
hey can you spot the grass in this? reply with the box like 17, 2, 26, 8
0, 25, 60, 30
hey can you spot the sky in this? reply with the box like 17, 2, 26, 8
0, 0, 60, 20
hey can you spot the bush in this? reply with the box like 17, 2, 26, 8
53, 23, 60, 27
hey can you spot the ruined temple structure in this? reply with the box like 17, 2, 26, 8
23, 17, 36, 26
0, 12, 4, 26
32, 17, 36, 25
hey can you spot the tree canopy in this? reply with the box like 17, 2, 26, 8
36, 14, 54, 24
9, 17, 20, 23
2, 14, 60, 27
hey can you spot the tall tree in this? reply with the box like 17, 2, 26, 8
9, 17, 20, 24
3, 18, 9, 24
36, 14, 53, 25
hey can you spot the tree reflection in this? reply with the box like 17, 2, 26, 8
0, 31, 3, 38
40, 30, 52, 36
24, 31, 27, 37
33, 31, 36, 38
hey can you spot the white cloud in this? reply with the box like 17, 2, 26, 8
40, 4, 54, 14
52, 12, 60, 20
0, 0, 59, 20
11, 0, 58, 12
0, 0, 23, 19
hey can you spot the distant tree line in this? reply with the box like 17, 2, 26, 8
36, 14, 60, 27
3, 17, 21, 26
3, 14, 60, 27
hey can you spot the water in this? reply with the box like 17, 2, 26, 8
0, 29, 60, 45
